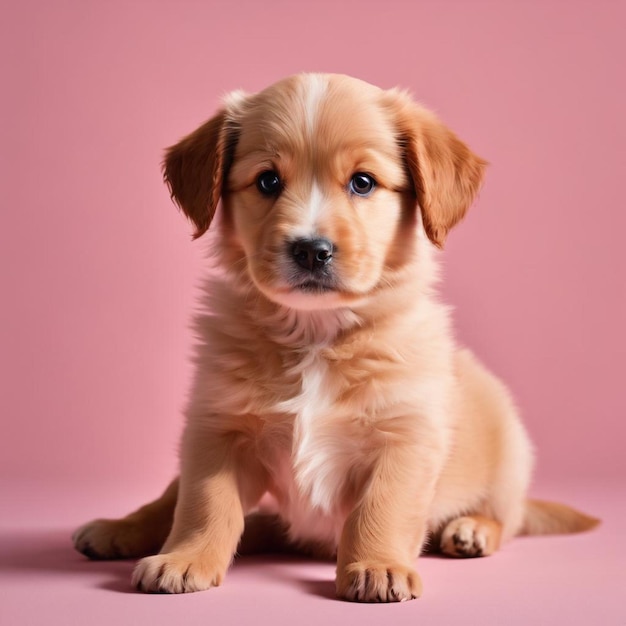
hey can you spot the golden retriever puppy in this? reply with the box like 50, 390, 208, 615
73, 73, 598, 602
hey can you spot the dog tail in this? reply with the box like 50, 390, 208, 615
519, 499, 600, 536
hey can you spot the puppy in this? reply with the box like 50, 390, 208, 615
73, 73, 598, 602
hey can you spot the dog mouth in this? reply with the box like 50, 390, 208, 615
259, 245, 344, 308
294, 279, 336, 293
262, 268, 354, 311
287, 266, 339, 293
284, 262, 339, 294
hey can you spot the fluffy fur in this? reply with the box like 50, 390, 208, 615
73, 73, 598, 602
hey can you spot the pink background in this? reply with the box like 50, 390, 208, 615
1, 1, 624, 624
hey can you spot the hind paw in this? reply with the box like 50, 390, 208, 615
440, 515, 502, 558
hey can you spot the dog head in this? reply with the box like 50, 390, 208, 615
164, 74, 486, 311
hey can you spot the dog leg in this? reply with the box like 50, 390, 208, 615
335, 442, 437, 603
73, 479, 295, 562
72, 478, 178, 559
132, 430, 268, 593
439, 514, 502, 558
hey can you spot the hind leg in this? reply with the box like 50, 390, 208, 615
73, 479, 295, 561
437, 350, 534, 555
439, 515, 502, 558
73, 478, 179, 560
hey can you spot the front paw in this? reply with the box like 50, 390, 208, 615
132, 552, 227, 594
336, 561, 422, 603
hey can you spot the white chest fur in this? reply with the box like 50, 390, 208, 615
269, 349, 351, 547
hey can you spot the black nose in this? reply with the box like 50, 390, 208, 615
290, 237, 334, 272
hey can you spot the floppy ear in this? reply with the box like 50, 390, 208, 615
163, 109, 235, 239
386, 90, 487, 247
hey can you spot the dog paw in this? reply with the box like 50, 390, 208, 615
132, 552, 226, 594
72, 519, 154, 560
440, 516, 500, 558
336, 561, 422, 603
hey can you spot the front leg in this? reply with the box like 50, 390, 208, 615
133, 427, 268, 593
336, 435, 442, 603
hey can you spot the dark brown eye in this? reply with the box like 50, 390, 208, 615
349, 173, 376, 196
256, 170, 282, 195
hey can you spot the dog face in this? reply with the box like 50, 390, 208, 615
164, 74, 486, 311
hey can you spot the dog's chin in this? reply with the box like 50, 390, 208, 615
256, 280, 356, 312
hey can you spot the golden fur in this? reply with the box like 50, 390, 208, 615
73, 73, 598, 602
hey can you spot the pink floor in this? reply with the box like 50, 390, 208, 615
2, 479, 623, 625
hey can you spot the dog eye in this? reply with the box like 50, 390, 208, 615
256, 170, 282, 196
349, 173, 376, 197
